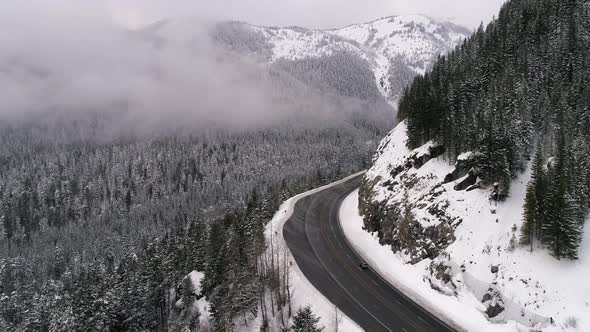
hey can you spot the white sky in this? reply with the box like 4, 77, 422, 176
108, 0, 506, 30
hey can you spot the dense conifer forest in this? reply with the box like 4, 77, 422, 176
0, 117, 377, 330
397, 0, 590, 259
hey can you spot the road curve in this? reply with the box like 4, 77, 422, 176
283, 174, 456, 332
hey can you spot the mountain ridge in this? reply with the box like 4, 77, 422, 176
246, 15, 469, 103
151, 15, 470, 106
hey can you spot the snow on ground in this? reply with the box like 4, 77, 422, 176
238, 173, 365, 332
170, 270, 213, 330
187, 271, 204, 295
184, 271, 213, 329
340, 190, 524, 332
332, 15, 466, 74
348, 121, 590, 331
368, 120, 411, 184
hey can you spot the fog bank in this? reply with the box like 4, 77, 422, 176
0, 1, 380, 136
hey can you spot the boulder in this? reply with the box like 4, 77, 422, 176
410, 144, 446, 169
482, 286, 505, 319
454, 170, 478, 191
486, 302, 505, 318
389, 164, 405, 180
466, 182, 481, 191
443, 152, 483, 183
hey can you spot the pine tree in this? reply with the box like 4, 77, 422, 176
543, 189, 583, 260
0, 215, 5, 241
520, 145, 546, 250
186, 220, 207, 271
291, 306, 323, 332
559, 193, 583, 259
203, 221, 227, 295
542, 132, 583, 259
396, 0, 590, 218
520, 181, 538, 250
498, 150, 512, 200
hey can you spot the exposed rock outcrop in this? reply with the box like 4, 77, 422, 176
482, 286, 505, 319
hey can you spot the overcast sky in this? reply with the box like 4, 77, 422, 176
108, 0, 506, 30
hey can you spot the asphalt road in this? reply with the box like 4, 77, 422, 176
283, 175, 456, 332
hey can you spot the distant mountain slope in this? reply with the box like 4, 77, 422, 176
209, 15, 470, 104
142, 15, 469, 136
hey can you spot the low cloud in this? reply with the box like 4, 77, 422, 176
0, 1, 367, 136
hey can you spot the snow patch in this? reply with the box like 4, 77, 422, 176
457, 151, 474, 161
187, 270, 204, 296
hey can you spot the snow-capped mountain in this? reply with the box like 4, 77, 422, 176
235, 15, 470, 104
142, 15, 469, 134
148, 15, 469, 106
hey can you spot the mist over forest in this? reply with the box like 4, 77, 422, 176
0, 3, 395, 145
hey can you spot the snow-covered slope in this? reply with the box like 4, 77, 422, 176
332, 15, 466, 74
357, 121, 590, 331
245, 15, 469, 103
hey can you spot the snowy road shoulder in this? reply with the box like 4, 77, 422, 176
261, 173, 365, 332
339, 190, 528, 332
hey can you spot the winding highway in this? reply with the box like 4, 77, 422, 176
283, 174, 457, 332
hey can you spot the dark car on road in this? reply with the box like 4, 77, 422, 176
359, 261, 369, 270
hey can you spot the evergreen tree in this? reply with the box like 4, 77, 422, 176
291, 306, 323, 332
542, 133, 584, 259
203, 220, 227, 294
520, 145, 547, 250
520, 180, 538, 251
543, 188, 583, 260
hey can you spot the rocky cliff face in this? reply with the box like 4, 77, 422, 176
357, 119, 590, 329
358, 121, 461, 263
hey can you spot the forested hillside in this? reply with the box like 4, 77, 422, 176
0, 118, 375, 331
397, 0, 590, 259
357, 0, 590, 329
